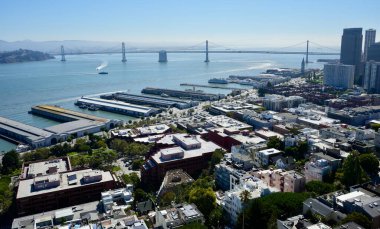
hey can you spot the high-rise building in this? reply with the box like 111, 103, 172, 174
323, 63, 355, 89
363, 61, 380, 93
340, 28, 363, 82
368, 42, 380, 62
364, 29, 376, 61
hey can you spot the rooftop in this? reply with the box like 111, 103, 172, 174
26, 158, 68, 178
44, 119, 105, 134
258, 148, 282, 156
0, 116, 53, 141
78, 97, 157, 114
151, 135, 220, 164
17, 169, 114, 199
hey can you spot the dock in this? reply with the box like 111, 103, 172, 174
0, 106, 122, 150
0, 116, 55, 148
101, 92, 199, 109
180, 83, 245, 90
30, 105, 109, 123
141, 87, 225, 101
75, 97, 159, 117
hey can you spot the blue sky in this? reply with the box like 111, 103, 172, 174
1, 0, 379, 48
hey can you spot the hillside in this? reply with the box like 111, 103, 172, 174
0, 49, 54, 63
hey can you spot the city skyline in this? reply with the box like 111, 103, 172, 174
1, 0, 380, 48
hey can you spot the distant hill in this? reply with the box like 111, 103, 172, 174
0, 49, 54, 63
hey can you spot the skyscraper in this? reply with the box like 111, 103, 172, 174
340, 28, 363, 83
363, 61, 380, 93
364, 29, 376, 61
368, 42, 380, 62
323, 63, 354, 89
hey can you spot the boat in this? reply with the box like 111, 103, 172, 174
98, 71, 108, 75
16, 144, 30, 153
208, 78, 228, 84
88, 105, 99, 111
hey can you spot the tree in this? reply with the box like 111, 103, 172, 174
110, 139, 129, 154
178, 222, 207, 229
210, 149, 225, 169
208, 206, 223, 228
258, 88, 266, 97
370, 123, 380, 132
240, 190, 252, 229
1, 150, 20, 174
22, 148, 51, 162
305, 181, 335, 195
342, 151, 369, 187
134, 188, 148, 202
267, 136, 284, 150
188, 187, 216, 220
131, 159, 144, 170
160, 192, 176, 206
237, 192, 311, 229
122, 172, 140, 187
359, 153, 379, 176
297, 141, 309, 156
341, 212, 371, 229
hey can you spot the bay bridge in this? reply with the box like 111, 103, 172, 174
55, 40, 340, 62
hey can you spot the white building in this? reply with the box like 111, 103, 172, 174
155, 203, 204, 229
231, 141, 266, 170
254, 169, 305, 193
220, 177, 279, 225
254, 148, 282, 167
323, 63, 354, 89
101, 185, 134, 213
262, 94, 306, 112
305, 159, 332, 182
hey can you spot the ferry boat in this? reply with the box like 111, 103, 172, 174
88, 105, 99, 111
208, 78, 228, 84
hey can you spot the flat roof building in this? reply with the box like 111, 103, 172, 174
323, 63, 355, 89
21, 158, 71, 179
340, 28, 363, 82
76, 96, 159, 117
16, 169, 119, 216
141, 134, 220, 188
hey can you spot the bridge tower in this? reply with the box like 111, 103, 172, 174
122, 42, 127, 62
306, 40, 309, 64
158, 50, 168, 62
60, 45, 66, 62
205, 40, 209, 62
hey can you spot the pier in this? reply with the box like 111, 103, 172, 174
30, 105, 109, 123
180, 83, 245, 90
141, 87, 225, 101
75, 97, 159, 117
101, 93, 199, 109
0, 116, 55, 148
0, 105, 122, 149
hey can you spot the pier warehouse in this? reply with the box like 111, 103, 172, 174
101, 92, 199, 109
75, 97, 159, 117
0, 116, 57, 148
0, 105, 121, 149
141, 87, 225, 101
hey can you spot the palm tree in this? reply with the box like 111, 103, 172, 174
240, 190, 251, 229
